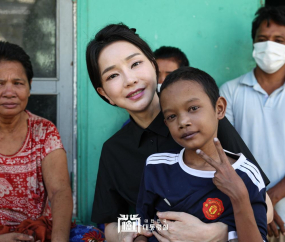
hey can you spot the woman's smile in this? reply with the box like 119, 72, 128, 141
126, 88, 145, 100
97, 41, 158, 114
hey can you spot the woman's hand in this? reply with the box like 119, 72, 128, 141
152, 211, 227, 242
118, 231, 139, 242
119, 231, 151, 242
105, 222, 152, 242
0, 233, 39, 242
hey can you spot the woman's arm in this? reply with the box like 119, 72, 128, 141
42, 149, 73, 242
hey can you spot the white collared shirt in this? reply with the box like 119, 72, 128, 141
220, 69, 285, 222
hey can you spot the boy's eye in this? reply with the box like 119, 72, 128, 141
189, 106, 199, 112
106, 73, 118, 81
166, 114, 176, 121
131, 61, 142, 68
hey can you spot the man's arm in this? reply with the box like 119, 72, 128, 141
267, 176, 285, 237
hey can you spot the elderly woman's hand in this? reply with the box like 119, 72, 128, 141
0, 233, 37, 242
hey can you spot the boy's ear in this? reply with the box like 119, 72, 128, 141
216, 96, 227, 120
97, 87, 116, 105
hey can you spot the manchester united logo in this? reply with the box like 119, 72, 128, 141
203, 198, 224, 220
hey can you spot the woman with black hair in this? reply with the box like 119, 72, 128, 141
86, 23, 270, 242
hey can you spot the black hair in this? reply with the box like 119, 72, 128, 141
160, 67, 219, 109
0, 41, 33, 87
252, 6, 285, 40
154, 46, 189, 67
86, 23, 159, 104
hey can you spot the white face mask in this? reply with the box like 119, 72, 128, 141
252, 41, 285, 74
157, 83, 162, 92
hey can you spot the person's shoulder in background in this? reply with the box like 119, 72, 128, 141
220, 71, 253, 98
219, 70, 254, 126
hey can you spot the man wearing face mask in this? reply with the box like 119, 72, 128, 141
220, 6, 285, 242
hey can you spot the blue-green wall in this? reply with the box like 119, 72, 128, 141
77, 0, 264, 224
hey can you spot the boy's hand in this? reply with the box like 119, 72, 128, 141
196, 137, 247, 200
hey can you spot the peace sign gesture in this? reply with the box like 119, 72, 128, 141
196, 137, 247, 200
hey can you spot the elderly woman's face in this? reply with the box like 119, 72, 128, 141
0, 61, 30, 118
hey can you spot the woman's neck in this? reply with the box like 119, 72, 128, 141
0, 111, 28, 134
128, 92, 161, 129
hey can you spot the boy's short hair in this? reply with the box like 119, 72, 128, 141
0, 41, 33, 88
154, 46, 189, 67
252, 6, 285, 40
160, 67, 220, 109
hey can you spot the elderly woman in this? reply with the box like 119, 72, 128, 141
0, 41, 72, 242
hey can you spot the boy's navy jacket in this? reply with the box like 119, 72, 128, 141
136, 149, 268, 242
